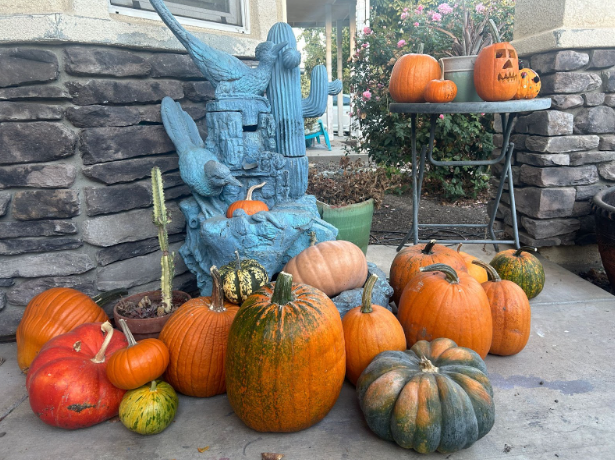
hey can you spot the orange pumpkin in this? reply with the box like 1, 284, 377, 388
389, 239, 467, 307
342, 274, 406, 386
106, 319, 170, 390
397, 263, 493, 358
17, 287, 108, 372
473, 260, 531, 356
283, 234, 368, 297
513, 68, 541, 100
423, 78, 457, 103
226, 271, 346, 432
457, 244, 488, 284
158, 267, 239, 397
473, 42, 519, 102
226, 182, 268, 217
389, 53, 441, 103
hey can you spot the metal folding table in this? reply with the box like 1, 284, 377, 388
389, 99, 552, 251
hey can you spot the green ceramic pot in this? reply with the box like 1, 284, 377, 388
317, 199, 374, 254
441, 55, 483, 103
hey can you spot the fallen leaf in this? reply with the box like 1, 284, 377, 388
197, 446, 210, 453
262, 454, 284, 460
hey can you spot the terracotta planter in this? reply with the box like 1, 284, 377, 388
113, 290, 191, 341
592, 187, 615, 289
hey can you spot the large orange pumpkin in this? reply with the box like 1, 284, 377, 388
158, 267, 239, 397
473, 260, 532, 356
473, 42, 519, 102
342, 274, 406, 386
389, 240, 467, 307
226, 271, 346, 432
397, 263, 493, 358
389, 53, 441, 103
17, 287, 108, 372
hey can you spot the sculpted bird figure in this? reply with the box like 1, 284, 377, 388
161, 97, 242, 217
150, 0, 285, 98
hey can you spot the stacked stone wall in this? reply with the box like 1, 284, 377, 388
493, 49, 615, 247
0, 45, 253, 337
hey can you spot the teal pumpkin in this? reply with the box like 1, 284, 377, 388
118, 380, 178, 435
357, 338, 495, 454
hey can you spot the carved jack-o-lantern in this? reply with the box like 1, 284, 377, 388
473, 42, 519, 102
513, 68, 541, 100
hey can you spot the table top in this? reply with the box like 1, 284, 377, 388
389, 98, 551, 114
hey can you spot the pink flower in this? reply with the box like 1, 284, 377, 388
375, 96, 381, 101
403, 7, 409, 12
349, 111, 354, 117
401, 12, 409, 20
361, 43, 369, 49
475, 3, 486, 13
438, 3, 453, 14
363, 26, 372, 34
397, 39, 406, 48
413, 22, 420, 27
439, 114, 444, 119
377, 83, 384, 88
416, 5, 424, 12
362, 90, 372, 101
431, 12, 442, 21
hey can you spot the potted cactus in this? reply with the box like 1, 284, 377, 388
113, 166, 190, 340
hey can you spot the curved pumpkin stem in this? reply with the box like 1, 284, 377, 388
245, 182, 266, 200
419, 356, 439, 373
419, 263, 459, 284
472, 259, 501, 282
271, 271, 293, 306
91, 321, 114, 364
360, 274, 378, 314
514, 246, 537, 257
118, 319, 137, 347
308, 231, 317, 247
421, 239, 437, 255
209, 266, 226, 312
234, 250, 242, 271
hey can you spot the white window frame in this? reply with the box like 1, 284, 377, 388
108, 0, 250, 34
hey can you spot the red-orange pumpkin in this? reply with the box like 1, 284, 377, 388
342, 274, 406, 386
17, 287, 108, 372
158, 267, 239, 397
389, 240, 467, 307
389, 53, 441, 103
473, 42, 519, 102
226, 182, 269, 217
397, 263, 493, 358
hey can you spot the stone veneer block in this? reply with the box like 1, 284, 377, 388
589, 50, 615, 69
0, 192, 11, 216
572, 201, 592, 217
0, 102, 63, 122
0, 253, 94, 278
66, 106, 142, 128
0, 164, 76, 189
0, 292, 5, 311
80, 125, 175, 165
148, 53, 202, 79
11, 190, 80, 220
516, 228, 576, 247
605, 95, 615, 107
541, 72, 602, 94
0, 220, 77, 238
0, 122, 77, 164
516, 152, 570, 166
583, 93, 606, 106
598, 162, 615, 180
493, 134, 528, 149
82, 154, 179, 185
96, 233, 185, 267
515, 187, 576, 218
519, 216, 581, 239
604, 71, 615, 93
0, 307, 24, 337
531, 50, 590, 75
0, 237, 82, 256
183, 81, 216, 102
7, 277, 97, 306
0, 84, 71, 101
576, 184, 609, 201
551, 94, 584, 110
569, 150, 615, 165
0, 48, 58, 88
64, 47, 151, 77
0, 279, 16, 287
599, 135, 615, 150
81, 203, 185, 247
574, 106, 615, 134
515, 110, 573, 136
66, 80, 183, 105
519, 164, 598, 187
84, 183, 152, 216
525, 135, 600, 153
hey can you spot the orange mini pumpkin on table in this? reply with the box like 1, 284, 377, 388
423, 64, 457, 103
513, 68, 541, 100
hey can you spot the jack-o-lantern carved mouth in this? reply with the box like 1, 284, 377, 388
497, 71, 518, 81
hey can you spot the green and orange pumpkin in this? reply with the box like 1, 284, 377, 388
489, 247, 545, 299
118, 380, 178, 435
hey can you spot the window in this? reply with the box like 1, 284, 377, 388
109, 0, 248, 32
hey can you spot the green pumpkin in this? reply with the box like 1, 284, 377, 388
357, 338, 495, 454
218, 250, 269, 304
119, 380, 178, 435
489, 246, 545, 299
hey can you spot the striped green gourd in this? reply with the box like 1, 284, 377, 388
218, 250, 269, 305
118, 380, 178, 435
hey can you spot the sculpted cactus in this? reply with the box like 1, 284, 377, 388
302, 65, 342, 118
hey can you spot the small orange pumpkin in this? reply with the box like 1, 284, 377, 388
473, 42, 519, 102
513, 68, 541, 100
423, 66, 457, 103
389, 53, 441, 103
226, 182, 268, 217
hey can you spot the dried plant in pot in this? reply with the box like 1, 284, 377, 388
113, 167, 190, 340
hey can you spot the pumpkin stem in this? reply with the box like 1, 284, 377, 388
456, 243, 463, 254
419, 356, 439, 373
308, 231, 317, 247
118, 318, 137, 347
271, 271, 293, 306
234, 250, 242, 271
472, 259, 501, 282
245, 182, 266, 200
150, 380, 158, 392
91, 321, 114, 364
514, 246, 537, 257
360, 274, 378, 314
417, 43, 424, 54
210, 266, 226, 312
421, 239, 437, 255
419, 263, 459, 284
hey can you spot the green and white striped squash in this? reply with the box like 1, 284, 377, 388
118, 380, 178, 435
218, 251, 269, 305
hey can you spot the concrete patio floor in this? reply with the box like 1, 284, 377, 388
1, 243, 614, 460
